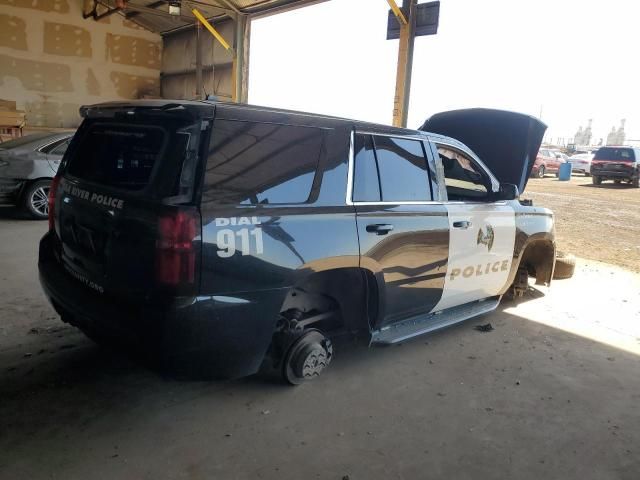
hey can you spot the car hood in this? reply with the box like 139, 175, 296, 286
420, 108, 547, 193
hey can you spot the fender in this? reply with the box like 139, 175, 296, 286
293, 256, 386, 333
499, 231, 556, 295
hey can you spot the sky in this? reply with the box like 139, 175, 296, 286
248, 0, 640, 145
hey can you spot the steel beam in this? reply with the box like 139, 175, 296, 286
195, 22, 203, 99
391, 0, 416, 128
232, 14, 249, 103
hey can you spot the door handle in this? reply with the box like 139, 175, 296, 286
453, 220, 472, 229
366, 224, 394, 235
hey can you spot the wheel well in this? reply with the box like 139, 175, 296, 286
279, 267, 378, 336
519, 240, 555, 285
20, 177, 53, 198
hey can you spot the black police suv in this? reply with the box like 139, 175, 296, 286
39, 101, 556, 383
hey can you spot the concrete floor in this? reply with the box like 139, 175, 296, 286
1, 208, 640, 480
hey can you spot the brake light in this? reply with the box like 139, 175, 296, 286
155, 209, 199, 287
48, 175, 61, 231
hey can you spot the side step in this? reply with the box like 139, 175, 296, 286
371, 297, 500, 345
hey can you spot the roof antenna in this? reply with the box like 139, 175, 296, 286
202, 83, 209, 100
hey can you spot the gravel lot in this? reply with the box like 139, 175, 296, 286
525, 175, 640, 272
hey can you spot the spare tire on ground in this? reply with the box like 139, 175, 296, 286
553, 252, 576, 279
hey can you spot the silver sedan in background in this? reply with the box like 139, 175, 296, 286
0, 132, 74, 219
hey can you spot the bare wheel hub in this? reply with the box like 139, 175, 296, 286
283, 330, 332, 385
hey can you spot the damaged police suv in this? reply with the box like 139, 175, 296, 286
39, 101, 555, 383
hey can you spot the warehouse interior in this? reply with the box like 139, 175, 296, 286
0, 0, 323, 132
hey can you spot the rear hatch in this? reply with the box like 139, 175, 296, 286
51, 102, 212, 300
591, 147, 636, 173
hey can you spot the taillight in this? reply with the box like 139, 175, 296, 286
155, 209, 199, 288
48, 175, 61, 231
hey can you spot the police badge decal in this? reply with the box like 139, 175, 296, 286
477, 224, 495, 252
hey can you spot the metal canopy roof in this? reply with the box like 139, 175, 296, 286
90, 0, 325, 34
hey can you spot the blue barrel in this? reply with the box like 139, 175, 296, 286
558, 162, 573, 181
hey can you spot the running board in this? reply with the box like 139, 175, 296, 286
371, 297, 500, 345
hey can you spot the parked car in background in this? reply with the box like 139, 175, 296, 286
531, 148, 564, 177
591, 146, 640, 187
0, 132, 74, 219
567, 153, 594, 176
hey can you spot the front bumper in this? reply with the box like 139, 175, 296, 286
38, 232, 284, 379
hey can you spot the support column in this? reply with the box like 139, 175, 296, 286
232, 14, 250, 103
195, 21, 203, 99
392, 0, 416, 128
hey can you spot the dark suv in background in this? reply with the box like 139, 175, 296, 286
591, 146, 640, 187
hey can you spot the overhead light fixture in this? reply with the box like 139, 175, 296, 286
168, 0, 181, 16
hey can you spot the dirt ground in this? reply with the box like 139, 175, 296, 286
525, 175, 640, 272
1, 209, 640, 479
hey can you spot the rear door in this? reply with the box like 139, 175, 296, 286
430, 143, 515, 311
352, 132, 449, 328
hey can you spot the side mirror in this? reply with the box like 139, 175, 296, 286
497, 183, 519, 200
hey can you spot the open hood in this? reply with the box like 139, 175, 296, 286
420, 108, 547, 193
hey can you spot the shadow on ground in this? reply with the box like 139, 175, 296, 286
0, 206, 40, 220
2, 296, 639, 480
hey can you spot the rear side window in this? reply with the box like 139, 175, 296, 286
351, 134, 432, 202
594, 147, 635, 161
203, 120, 324, 205
40, 137, 69, 154
67, 123, 167, 191
353, 134, 381, 202
373, 136, 431, 202
49, 138, 70, 156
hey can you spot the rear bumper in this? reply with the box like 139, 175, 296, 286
38, 231, 285, 379
591, 169, 635, 179
0, 178, 24, 206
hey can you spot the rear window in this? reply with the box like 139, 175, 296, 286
202, 120, 324, 205
66, 121, 197, 192
0, 132, 60, 150
594, 147, 635, 162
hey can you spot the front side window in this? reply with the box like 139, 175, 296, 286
203, 120, 324, 205
438, 145, 489, 201
372, 136, 431, 202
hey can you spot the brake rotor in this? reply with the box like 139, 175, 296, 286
282, 330, 332, 385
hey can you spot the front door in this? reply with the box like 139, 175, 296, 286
351, 133, 449, 328
430, 144, 516, 311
